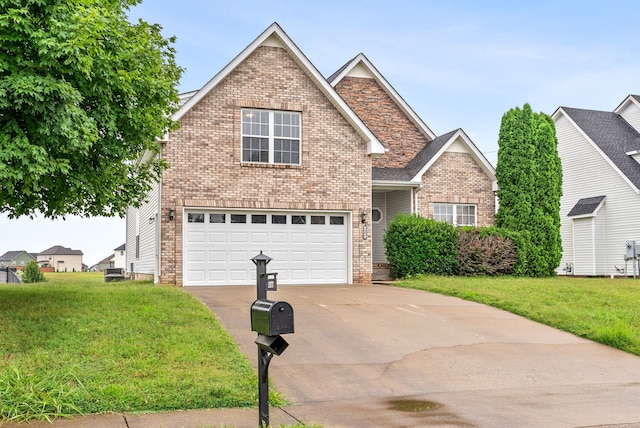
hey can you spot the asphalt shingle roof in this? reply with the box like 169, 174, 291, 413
567, 195, 606, 217
39, 245, 83, 256
562, 107, 640, 189
371, 129, 460, 182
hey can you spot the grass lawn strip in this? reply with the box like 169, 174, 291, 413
0, 273, 274, 421
397, 275, 640, 356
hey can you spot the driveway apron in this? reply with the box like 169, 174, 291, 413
188, 284, 640, 427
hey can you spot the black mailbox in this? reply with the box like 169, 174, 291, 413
251, 299, 294, 336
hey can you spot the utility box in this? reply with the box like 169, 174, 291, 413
251, 300, 294, 336
626, 241, 637, 260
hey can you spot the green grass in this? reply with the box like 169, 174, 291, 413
0, 273, 271, 422
397, 275, 640, 355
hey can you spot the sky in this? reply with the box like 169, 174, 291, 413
2, 0, 639, 266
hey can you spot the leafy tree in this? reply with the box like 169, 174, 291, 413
495, 104, 562, 276
0, 0, 182, 218
22, 260, 46, 283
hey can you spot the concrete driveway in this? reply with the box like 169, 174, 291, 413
188, 284, 640, 427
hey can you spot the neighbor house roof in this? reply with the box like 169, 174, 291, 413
39, 245, 83, 256
556, 107, 640, 192
567, 195, 607, 218
0, 250, 33, 262
114, 243, 125, 251
173, 22, 385, 156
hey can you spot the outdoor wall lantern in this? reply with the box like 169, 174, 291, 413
148, 216, 155, 225
168, 208, 175, 221
361, 210, 368, 240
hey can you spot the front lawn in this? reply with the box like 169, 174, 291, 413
397, 275, 640, 356
0, 273, 263, 422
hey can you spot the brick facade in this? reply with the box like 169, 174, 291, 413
334, 76, 431, 169
416, 151, 496, 227
160, 45, 373, 285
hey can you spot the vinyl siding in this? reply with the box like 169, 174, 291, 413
556, 113, 640, 276
126, 178, 160, 275
618, 102, 640, 132
372, 192, 387, 262
371, 190, 412, 262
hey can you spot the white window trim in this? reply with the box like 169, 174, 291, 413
433, 203, 477, 227
241, 108, 301, 165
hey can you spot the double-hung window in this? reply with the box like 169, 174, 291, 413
242, 109, 301, 165
433, 203, 477, 226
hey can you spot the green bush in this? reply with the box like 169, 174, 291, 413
384, 214, 459, 278
22, 261, 46, 283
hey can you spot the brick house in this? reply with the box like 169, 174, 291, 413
126, 23, 496, 286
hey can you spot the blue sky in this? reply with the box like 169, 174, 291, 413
2, 0, 639, 266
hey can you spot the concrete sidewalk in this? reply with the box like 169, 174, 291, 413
5, 283, 640, 427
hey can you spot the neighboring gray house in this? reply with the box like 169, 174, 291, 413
0, 250, 36, 268
553, 95, 640, 276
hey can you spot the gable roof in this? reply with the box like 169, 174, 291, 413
372, 128, 496, 185
114, 243, 125, 251
0, 250, 34, 262
567, 195, 606, 218
173, 23, 385, 156
328, 53, 437, 141
39, 245, 83, 256
555, 107, 640, 192
614, 94, 640, 114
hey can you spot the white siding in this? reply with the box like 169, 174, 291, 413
618, 102, 640, 132
126, 179, 160, 276
371, 190, 412, 263
556, 113, 640, 276
572, 218, 594, 276
372, 192, 387, 262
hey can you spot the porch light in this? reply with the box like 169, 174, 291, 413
168, 208, 175, 221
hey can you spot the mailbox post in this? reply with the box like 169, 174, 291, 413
250, 252, 294, 427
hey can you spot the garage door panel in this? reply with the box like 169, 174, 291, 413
230, 232, 248, 243
230, 251, 249, 262
187, 231, 206, 243
208, 232, 227, 243
208, 251, 226, 262
186, 250, 206, 262
184, 210, 349, 286
251, 232, 268, 243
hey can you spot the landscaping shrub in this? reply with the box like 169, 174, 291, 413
384, 213, 459, 278
22, 261, 46, 283
457, 228, 517, 275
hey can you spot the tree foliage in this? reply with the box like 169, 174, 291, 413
0, 0, 182, 218
22, 260, 46, 283
495, 104, 562, 276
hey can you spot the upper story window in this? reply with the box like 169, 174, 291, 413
242, 109, 301, 165
433, 203, 477, 227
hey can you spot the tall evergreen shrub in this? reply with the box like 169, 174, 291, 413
495, 104, 562, 276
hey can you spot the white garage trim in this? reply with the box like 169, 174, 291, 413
183, 208, 352, 286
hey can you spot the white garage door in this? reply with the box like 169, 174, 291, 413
183, 210, 350, 286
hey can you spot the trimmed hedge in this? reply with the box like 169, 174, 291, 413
384, 216, 529, 278
383, 213, 459, 278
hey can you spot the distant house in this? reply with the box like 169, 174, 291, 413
113, 244, 126, 270
553, 94, 640, 276
97, 254, 115, 271
0, 250, 36, 269
37, 245, 84, 272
